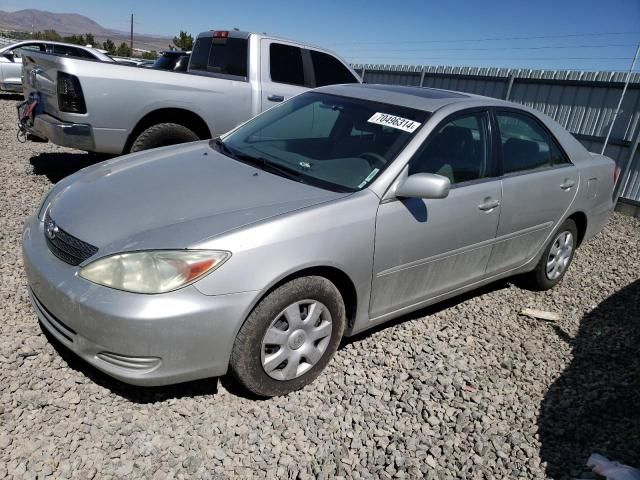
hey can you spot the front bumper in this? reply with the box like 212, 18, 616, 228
27, 113, 96, 151
22, 215, 258, 386
1, 81, 21, 92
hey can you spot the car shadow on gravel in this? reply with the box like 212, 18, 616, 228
39, 323, 220, 403
0, 93, 23, 101
538, 279, 640, 479
30, 151, 112, 183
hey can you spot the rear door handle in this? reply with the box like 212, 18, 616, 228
268, 95, 284, 102
478, 199, 500, 211
560, 179, 575, 190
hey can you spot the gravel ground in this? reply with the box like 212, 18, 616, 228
1, 94, 639, 479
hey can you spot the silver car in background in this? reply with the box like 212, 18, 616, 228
0, 40, 112, 92
22, 84, 616, 397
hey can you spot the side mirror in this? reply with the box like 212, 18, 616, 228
395, 173, 450, 199
3, 52, 15, 61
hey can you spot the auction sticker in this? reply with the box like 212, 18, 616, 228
368, 112, 421, 133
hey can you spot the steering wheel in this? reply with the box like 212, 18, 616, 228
359, 152, 386, 169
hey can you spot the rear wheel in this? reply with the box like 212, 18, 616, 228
130, 122, 199, 152
527, 219, 578, 290
230, 276, 345, 397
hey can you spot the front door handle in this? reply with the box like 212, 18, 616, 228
268, 95, 284, 102
560, 179, 576, 190
478, 199, 500, 211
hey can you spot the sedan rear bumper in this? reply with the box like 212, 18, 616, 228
27, 113, 95, 151
22, 215, 258, 386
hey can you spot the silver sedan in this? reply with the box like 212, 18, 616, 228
22, 84, 616, 397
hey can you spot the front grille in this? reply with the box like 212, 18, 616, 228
44, 211, 98, 266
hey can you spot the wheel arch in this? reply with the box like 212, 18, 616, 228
123, 108, 212, 153
567, 211, 587, 247
242, 265, 359, 335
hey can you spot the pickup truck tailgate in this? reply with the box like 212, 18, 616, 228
22, 52, 63, 116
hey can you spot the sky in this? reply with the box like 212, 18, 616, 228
2, 0, 640, 71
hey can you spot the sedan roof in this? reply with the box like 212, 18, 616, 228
316, 83, 511, 113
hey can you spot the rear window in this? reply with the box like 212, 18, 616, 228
190, 37, 248, 78
153, 54, 182, 70
269, 43, 305, 86
52, 44, 94, 59
310, 50, 358, 87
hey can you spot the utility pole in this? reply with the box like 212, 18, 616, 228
129, 13, 133, 54
601, 42, 640, 155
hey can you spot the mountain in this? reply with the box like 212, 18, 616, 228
0, 9, 172, 52
0, 9, 110, 35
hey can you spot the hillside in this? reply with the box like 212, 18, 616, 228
0, 9, 172, 52
0, 9, 109, 35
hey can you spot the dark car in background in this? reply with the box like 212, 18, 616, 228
151, 50, 191, 72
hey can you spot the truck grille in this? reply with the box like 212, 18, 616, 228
44, 211, 98, 266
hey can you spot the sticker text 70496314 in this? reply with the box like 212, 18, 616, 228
367, 113, 421, 133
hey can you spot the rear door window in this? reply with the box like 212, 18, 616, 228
190, 37, 248, 78
309, 50, 358, 87
496, 111, 568, 174
269, 43, 305, 86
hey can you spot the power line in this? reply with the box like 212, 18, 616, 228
329, 31, 640, 46
338, 43, 638, 53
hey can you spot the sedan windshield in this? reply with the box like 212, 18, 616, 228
220, 92, 429, 192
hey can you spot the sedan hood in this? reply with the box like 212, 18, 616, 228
48, 142, 347, 250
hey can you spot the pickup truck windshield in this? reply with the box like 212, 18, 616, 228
190, 36, 248, 78
222, 92, 429, 192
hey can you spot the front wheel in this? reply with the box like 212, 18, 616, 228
527, 219, 578, 290
230, 276, 346, 397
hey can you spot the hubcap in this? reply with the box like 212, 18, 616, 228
546, 230, 574, 280
260, 300, 332, 381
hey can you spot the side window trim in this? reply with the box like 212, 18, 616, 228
408, 107, 498, 187
490, 107, 573, 178
301, 49, 315, 88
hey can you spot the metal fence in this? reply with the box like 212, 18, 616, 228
353, 64, 640, 203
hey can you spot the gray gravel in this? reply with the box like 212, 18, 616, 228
1, 93, 639, 479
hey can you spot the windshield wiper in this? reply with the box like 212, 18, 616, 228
211, 137, 239, 160
211, 138, 305, 183
251, 156, 304, 182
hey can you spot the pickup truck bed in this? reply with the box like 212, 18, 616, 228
21, 30, 360, 154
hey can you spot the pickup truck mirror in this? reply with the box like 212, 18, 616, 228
395, 173, 450, 199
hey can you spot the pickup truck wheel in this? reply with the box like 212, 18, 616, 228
130, 122, 200, 152
527, 219, 578, 291
230, 276, 346, 397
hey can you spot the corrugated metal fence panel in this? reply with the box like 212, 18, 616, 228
361, 65, 423, 86
353, 64, 640, 202
620, 147, 640, 201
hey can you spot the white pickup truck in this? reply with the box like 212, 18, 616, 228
20, 30, 361, 154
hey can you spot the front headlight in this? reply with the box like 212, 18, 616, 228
79, 250, 230, 294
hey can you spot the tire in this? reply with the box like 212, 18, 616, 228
527, 219, 578, 291
130, 122, 200, 152
230, 276, 346, 397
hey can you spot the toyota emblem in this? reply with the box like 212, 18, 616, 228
46, 220, 59, 240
